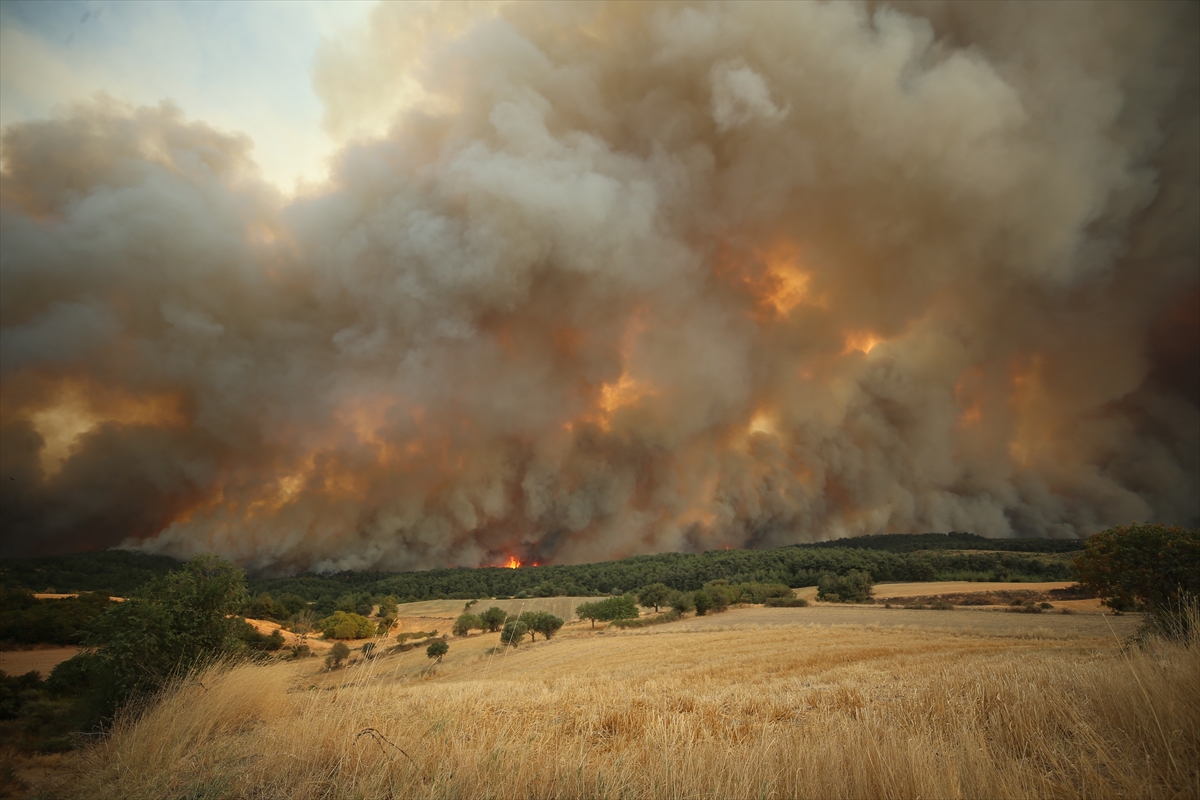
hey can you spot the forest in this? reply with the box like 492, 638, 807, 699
1, 533, 1082, 619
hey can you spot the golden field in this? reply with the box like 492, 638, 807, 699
17, 597, 1198, 800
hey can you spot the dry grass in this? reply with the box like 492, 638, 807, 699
30, 606, 1199, 800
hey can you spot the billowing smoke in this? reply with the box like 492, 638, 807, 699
2, 1, 1197, 572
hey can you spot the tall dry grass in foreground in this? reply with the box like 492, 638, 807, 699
40, 613, 1200, 800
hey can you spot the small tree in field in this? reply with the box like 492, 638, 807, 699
327, 641, 350, 669
576, 602, 600, 628
480, 606, 508, 632
520, 611, 564, 641
426, 640, 449, 662
500, 620, 528, 647
817, 570, 874, 603
453, 613, 483, 637
669, 591, 694, 616
638, 583, 672, 612
693, 590, 712, 616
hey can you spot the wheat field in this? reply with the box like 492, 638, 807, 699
28, 605, 1199, 800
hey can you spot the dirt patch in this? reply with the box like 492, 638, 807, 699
0, 647, 79, 677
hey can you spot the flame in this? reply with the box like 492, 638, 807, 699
505, 556, 522, 568
843, 330, 881, 355
747, 411, 777, 436
716, 241, 824, 318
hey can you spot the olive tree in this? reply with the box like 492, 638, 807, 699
426, 639, 449, 662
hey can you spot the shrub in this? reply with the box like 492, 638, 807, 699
668, 591, 694, 615
74, 554, 249, 728
817, 570, 874, 603
764, 597, 809, 608
693, 590, 712, 615
703, 582, 732, 613
317, 611, 376, 639
610, 610, 681, 629
326, 642, 350, 669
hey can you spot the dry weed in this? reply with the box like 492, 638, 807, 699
37, 610, 1199, 800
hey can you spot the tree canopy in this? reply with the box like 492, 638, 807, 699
1075, 524, 1200, 611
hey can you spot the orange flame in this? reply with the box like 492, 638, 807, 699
505, 556, 522, 569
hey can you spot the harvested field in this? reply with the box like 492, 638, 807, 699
0, 647, 79, 678
29, 601, 1197, 800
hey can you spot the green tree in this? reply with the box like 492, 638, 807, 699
453, 613, 483, 637
426, 639, 449, 662
817, 570, 873, 603
327, 641, 350, 669
317, 611, 376, 639
1075, 524, 1200, 611
576, 602, 600, 628
379, 595, 399, 617
638, 583, 672, 612
703, 581, 732, 613
520, 611, 564, 641
693, 590, 712, 616
596, 595, 639, 622
76, 554, 249, 725
500, 620, 528, 647
669, 591, 694, 616
480, 606, 508, 632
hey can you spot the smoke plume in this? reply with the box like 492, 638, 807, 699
2, 1, 1197, 572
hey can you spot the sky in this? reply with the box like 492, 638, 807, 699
0, 0, 373, 194
1, 1, 1197, 573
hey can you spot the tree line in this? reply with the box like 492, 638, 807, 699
247, 538, 1078, 607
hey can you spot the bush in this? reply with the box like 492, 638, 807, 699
326, 642, 350, 669
77, 554, 249, 728
610, 610, 681, 629
1075, 524, 1199, 612
693, 590, 712, 615
668, 591, 694, 615
317, 611, 376, 639
817, 570, 874, 603
764, 597, 809, 608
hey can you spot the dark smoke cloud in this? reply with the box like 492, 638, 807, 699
2, 1, 1197, 571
